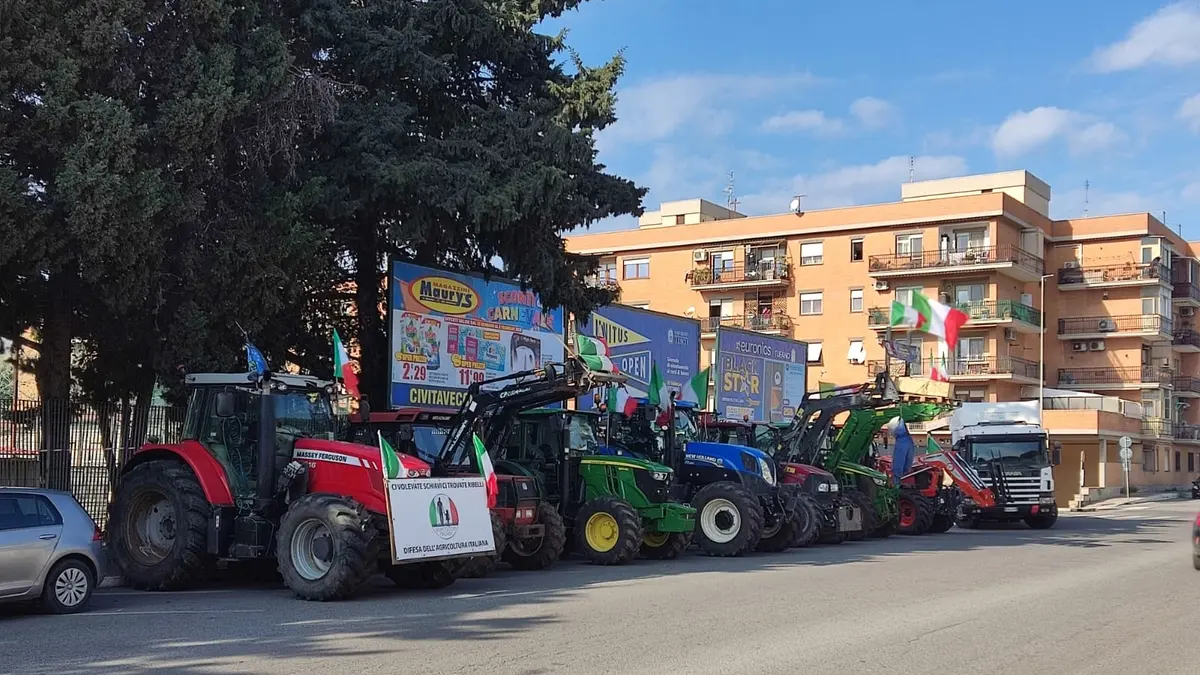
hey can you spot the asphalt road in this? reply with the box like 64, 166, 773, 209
4, 502, 1200, 675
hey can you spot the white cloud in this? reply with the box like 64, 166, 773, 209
737, 154, 968, 216
991, 107, 1124, 157
596, 72, 817, 152
1088, 2, 1200, 72
761, 110, 846, 135
1179, 94, 1200, 132
849, 97, 897, 129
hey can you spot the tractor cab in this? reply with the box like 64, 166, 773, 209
345, 408, 456, 466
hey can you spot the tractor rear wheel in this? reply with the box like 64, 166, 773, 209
106, 460, 214, 591
504, 502, 567, 570
756, 491, 804, 553
844, 491, 875, 542
792, 494, 821, 547
692, 482, 764, 556
277, 493, 378, 601
575, 496, 643, 565
897, 492, 935, 535
458, 512, 508, 578
927, 513, 954, 533
639, 531, 691, 560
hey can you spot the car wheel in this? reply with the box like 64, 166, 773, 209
41, 558, 95, 614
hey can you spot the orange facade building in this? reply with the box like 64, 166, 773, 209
564, 170, 1198, 505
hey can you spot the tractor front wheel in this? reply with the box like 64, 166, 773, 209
692, 482, 764, 557
575, 497, 643, 565
639, 531, 691, 560
756, 492, 804, 553
792, 494, 821, 547
458, 511, 508, 578
927, 513, 954, 533
504, 502, 567, 571
106, 461, 214, 591
897, 492, 935, 535
955, 504, 981, 530
277, 493, 378, 601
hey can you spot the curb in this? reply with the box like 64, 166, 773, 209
1074, 492, 1186, 512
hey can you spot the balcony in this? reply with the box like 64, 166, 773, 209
1173, 329, 1200, 353
943, 355, 1040, 382
687, 259, 792, 291
1175, 375, 1200, 398
700, 313, 793, 336
1143, 418, 1173, 439
1056, 261, 1169, 290
1057, 366, 1173, 390
584, 275, 620, 292
1172, 282, 1200, 307
1056, 314, 1172, 341
1174, 422, 1200, 443
868, 244, 1044, 283
866, 360, 913, 379
866, 299, 1041, 333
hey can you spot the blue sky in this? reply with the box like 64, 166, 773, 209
545, 1, 1200, 236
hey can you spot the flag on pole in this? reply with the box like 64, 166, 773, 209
246, 342, 268, 377
930, 350, 951, 382
676, 367, 711, 407
646, 361, 672, 408
333, 329, 360, 399
575, 334, 615, 372
379, 431, 403, 480
888, 292, 969, 349
471, 434, 498, 509
606, 385, 641, 417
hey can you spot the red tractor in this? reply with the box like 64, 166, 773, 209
874, 444, 999, 533
105, 371, 488, 601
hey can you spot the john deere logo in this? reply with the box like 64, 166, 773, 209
429, 493, 460, 539
413, 276, 478, 315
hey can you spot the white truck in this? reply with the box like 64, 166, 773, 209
950, 401, 1060, 529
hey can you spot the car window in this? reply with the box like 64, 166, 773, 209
0, 495, 63, 531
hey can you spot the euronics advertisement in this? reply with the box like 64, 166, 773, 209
389, 261, 565, 409
573, 304, 701, 410
386, 477, 495, 562
713, 326, 807, 424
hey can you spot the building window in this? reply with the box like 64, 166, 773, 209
800, 291, 823, 315
807, 342, 823, 364
674, 214, 685, 225
849, 288, 863, 313
847, 339, 865, 364
895, 234, 922, 256
850, 238, 864, 262
896, 286, 922, 305
800, 242, 824, 265
708, 298, 733, 329
955, 284, 985, 306
1176, 451, 1182, 472
1189, 452, 1195, 473
956, 337, 986, 362
598, 258, 617, 284
623, 258, 649, 279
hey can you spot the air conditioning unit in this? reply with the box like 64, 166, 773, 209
1097, 319, 1117, 332
873, 280, 889, 291
1089, 340, 1106, 351
1182, 307, 1196, 318
1064, 260, 1081, 269
693, 249, 708, 262
1004, 328, 1017, 342
1071, 341, 1088, 352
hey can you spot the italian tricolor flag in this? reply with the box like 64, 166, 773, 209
333, 329, 360, 399
606, 384, 642, 417
646, 363, 709, 408
575, 334, 615, 373
888, 292, 969, 349
471, 434, 498, 509
930, 353, 951, 382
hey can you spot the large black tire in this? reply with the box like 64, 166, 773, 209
574, 496, 643, 565
844, 491, 875, 542
387, 560, 459, 589
897, 492, 935, 536
955, 505, 981, 530
105, 460, 214, 591
792, 494, 821, 547
756, 492, 804, 553
1024, 511, 1058, 530
692, 482, 764, 556
817, 529, 846, 544
276, 493, 379, 601
927, 513, 954, 533
639, 531, 692, 560
871, 517, 897, 538
458, 512, 508, 578
504, 502, 567, 571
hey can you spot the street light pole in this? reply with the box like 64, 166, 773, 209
1039, 273, 1053, 415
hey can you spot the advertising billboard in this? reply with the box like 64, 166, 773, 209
389, 261, 565, 410
573, 304, 701, 409
713, 326, 808, 424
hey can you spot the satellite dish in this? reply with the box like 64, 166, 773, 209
789, 194, 805, 215
685, 306, 696, 317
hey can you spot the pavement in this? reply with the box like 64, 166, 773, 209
1076, 491, 1190, 511
4, 501, 1200, 675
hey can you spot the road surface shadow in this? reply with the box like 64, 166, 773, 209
0, 509, 1189, 674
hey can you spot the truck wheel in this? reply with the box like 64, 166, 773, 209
504, 502, 567, 570
756, 492, 804, 553
845, 491, 875, 542
639, 531, 691, 560
1024, 512, 1058, 530
458, 512, 508, 578
106, 461, 214, 591
277, 493, 378, 601
387, 560, 458, 589
575, 496, 643, 565
927, 513, 954, 533
692, 482, 764, 557
792, 494, 821, 547
897, 492, 935, 535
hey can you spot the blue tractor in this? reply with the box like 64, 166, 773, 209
599, 398, 809, 557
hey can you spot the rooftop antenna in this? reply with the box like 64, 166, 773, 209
1083, 180, 1089, 217
723, 170, 739, 212
908, 156, 915, 183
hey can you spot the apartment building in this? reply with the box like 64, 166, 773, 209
565, 170, 1199, 503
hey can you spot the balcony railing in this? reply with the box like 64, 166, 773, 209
1174, 329, 1200, 349
868, 244, 1043, 277
585, 276, 620, 292
942, 355, 1039, 379
1057, 314, 1172, 336
1057, 261, 1168, 286
1057, 366, 1173, 387
687, 259, 791, 288
701, 313, 793, 333
1174, 422, 1200, 442
1144, 418, 1172, 438
1172, 282, 1200, 303
867, 299, 1041, 328
1176, 375, 1200, 395
866, 360, 917, 378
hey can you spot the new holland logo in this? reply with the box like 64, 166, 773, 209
413, 276, 479, 315
429, 493, 460, 539
591, 314, 649, 347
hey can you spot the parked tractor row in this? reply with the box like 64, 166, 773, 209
102, 357, 1060, 602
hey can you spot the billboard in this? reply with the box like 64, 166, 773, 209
389, 261, 565, 409
573, 304, 701, 410
713, 326, 808, 424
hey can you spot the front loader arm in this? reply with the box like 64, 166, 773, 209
911, 450, 998, 508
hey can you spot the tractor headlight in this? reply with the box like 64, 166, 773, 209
651, 471, 670, 482
817, 482, 830, 492
757, 457, 775, 486
829, 482, 839, 492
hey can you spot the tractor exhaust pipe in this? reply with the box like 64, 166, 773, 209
256, 387, 277, 506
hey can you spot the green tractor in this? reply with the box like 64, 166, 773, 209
494, 407, 696, 564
